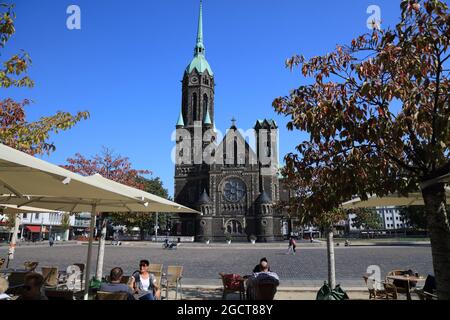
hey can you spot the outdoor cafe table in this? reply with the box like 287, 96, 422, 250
386, 275, 425, 300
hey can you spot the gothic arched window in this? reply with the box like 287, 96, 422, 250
192, 93, 198, 122
225, 220, 243, 235
234, 137, 238, 165
203, 94, 208, 119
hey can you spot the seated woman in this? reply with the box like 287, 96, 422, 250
132, 260, 161, 300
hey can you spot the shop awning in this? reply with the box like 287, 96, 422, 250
26, 225, 47, 233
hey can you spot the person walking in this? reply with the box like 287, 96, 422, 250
49, 236, 54, 247
287, 237, 296, 255
291, 237, 297, 255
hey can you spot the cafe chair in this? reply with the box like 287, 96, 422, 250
383, 282, 398, 300
219, 273, 246, 300
96, 291, 128, 300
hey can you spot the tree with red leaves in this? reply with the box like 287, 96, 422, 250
0, 4, 89, 155
275, 0, 449, 298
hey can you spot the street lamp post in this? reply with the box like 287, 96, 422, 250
154, 212, 159, 242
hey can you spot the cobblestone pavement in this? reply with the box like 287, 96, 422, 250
0, 244, 433, 286
180, 288, 371, 300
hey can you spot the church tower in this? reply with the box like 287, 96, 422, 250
181, 0, 215, 130
175, 0, 213, 215
173, 1, 283, 242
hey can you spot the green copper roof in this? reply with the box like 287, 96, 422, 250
204, 109, 212, 125
186, 0, 214, 76
176, 111, 185, 127
196, 0, 204, 51
186, 55, 213, 75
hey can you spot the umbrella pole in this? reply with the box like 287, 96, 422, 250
6, 214, 20, 268
84, 204, 97, 300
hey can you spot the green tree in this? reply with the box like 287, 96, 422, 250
351, 209, 383, 230
110, 176, 170, 239
399, 206, 429, 230
60, 213, 71, 231
274, 0, 450, 298
0, 4, 89, 155
279, 173, 347, 288
351, 209, 383, 238
0, 211, 15, 230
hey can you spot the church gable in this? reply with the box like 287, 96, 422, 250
215, 127, 257, 166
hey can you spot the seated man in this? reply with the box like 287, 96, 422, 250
252, 257, 271, 273
246, 260, 279, 300
18, 273, 48, 300
99, 267, 135, 300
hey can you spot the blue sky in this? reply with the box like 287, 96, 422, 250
4, 0, 404, 196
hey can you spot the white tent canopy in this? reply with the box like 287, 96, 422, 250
85, 174, 198, 214
0, 143, 198, 299
0, 143, 149, 212
1, 204, 60, 214
342, 190, 450, 209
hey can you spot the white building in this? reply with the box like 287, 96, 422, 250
0, 212, 90, 242
348, 206, 408, 232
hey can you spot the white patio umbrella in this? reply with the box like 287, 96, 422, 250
341, 190, 450, 209
85, 174, 197, 213
0, 143, 150, 299
84, 174, 198, 282
0, 143, 198, 299
1, 204, 59, 214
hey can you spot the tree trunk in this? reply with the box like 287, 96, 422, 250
95, 214, 107, 281
7, 214, 20, 268
422, 183, 450, 300
64, 229, 70, 241
326, 228, 336, 289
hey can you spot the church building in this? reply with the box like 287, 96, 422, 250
172, 1, 283, 242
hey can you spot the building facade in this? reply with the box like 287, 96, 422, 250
172, 2, 283, 242
0, 212, 90, 242
347, 206, 409, 233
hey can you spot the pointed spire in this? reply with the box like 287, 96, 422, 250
204, 108, 212, 126
176, 111, 185, 128
256, 191, 272, 205
194, 0, 205, 57
197, 189, 212, 205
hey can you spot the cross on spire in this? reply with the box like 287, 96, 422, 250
231, 117, 237, 128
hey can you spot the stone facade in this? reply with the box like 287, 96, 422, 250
172, 2, 283, 242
